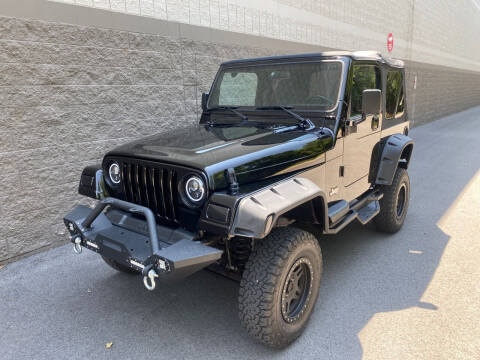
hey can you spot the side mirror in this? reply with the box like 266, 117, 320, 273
201, 92, 209, 111
362, 89, 381, 117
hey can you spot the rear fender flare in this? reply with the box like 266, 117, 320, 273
375, 134, 414, 186
230, 177, 328, 239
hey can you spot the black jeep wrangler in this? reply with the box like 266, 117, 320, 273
64, 51, 413, 348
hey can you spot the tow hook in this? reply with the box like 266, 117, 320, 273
73, 236, 82, 254
143, 269, 159, 291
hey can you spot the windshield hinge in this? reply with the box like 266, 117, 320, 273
300, 118, 315, 130
225, 168, 239, 195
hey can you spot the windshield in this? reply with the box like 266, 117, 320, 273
208, 61, 343, 111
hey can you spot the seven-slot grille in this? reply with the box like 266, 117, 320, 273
120, 160, 178, 222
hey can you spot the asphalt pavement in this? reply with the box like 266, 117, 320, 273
1, 107, 479, 360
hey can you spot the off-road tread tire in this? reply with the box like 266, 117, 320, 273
374, 167, 410, 233
238, 227, 322, 348
101, 256, 139, 274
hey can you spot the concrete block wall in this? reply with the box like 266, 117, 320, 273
0, 14, 301, 262
404, 61, 480, 126
0, 1, 479, 263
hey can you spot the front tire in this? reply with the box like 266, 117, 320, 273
374, 167, 410, 233
238, 227, 323, 348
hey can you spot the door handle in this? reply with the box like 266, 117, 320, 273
346, 116, 364, 127
371, 115, 379, 130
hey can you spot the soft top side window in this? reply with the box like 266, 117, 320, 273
386, 71, 405, 119
350, 65, 381, 117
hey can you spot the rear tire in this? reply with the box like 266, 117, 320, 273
101, 256, 140, 275
374, 167, 410, 233
238, 227, 322, 348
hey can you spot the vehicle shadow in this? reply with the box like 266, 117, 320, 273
79, 205, 450, 359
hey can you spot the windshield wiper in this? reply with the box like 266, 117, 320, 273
255, 106, 315, 130
206, 120, 270, 128
207, 106, 248, 121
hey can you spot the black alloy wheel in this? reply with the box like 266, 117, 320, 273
281, 258, 313, 324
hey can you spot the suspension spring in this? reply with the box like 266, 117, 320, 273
230, 237, 254, 272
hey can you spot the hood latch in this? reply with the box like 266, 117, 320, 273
225, 168, 239, 195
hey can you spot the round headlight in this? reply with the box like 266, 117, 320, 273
109, 162, 121, 184
185, 176, 205, 203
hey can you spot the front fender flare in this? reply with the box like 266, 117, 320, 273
230, 177, 327, 239
375, 134, 414, 186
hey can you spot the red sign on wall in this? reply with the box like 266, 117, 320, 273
387, 33, 394, 52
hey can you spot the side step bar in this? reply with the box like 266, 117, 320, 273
325, 190, 383, 234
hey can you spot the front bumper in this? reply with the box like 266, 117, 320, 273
64, 198, 223, 289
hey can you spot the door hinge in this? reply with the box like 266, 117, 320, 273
339, 166, 345, 177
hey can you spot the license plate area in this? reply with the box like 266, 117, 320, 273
95, 225, 152, 264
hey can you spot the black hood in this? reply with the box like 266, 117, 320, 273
106, 123, 333, 190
